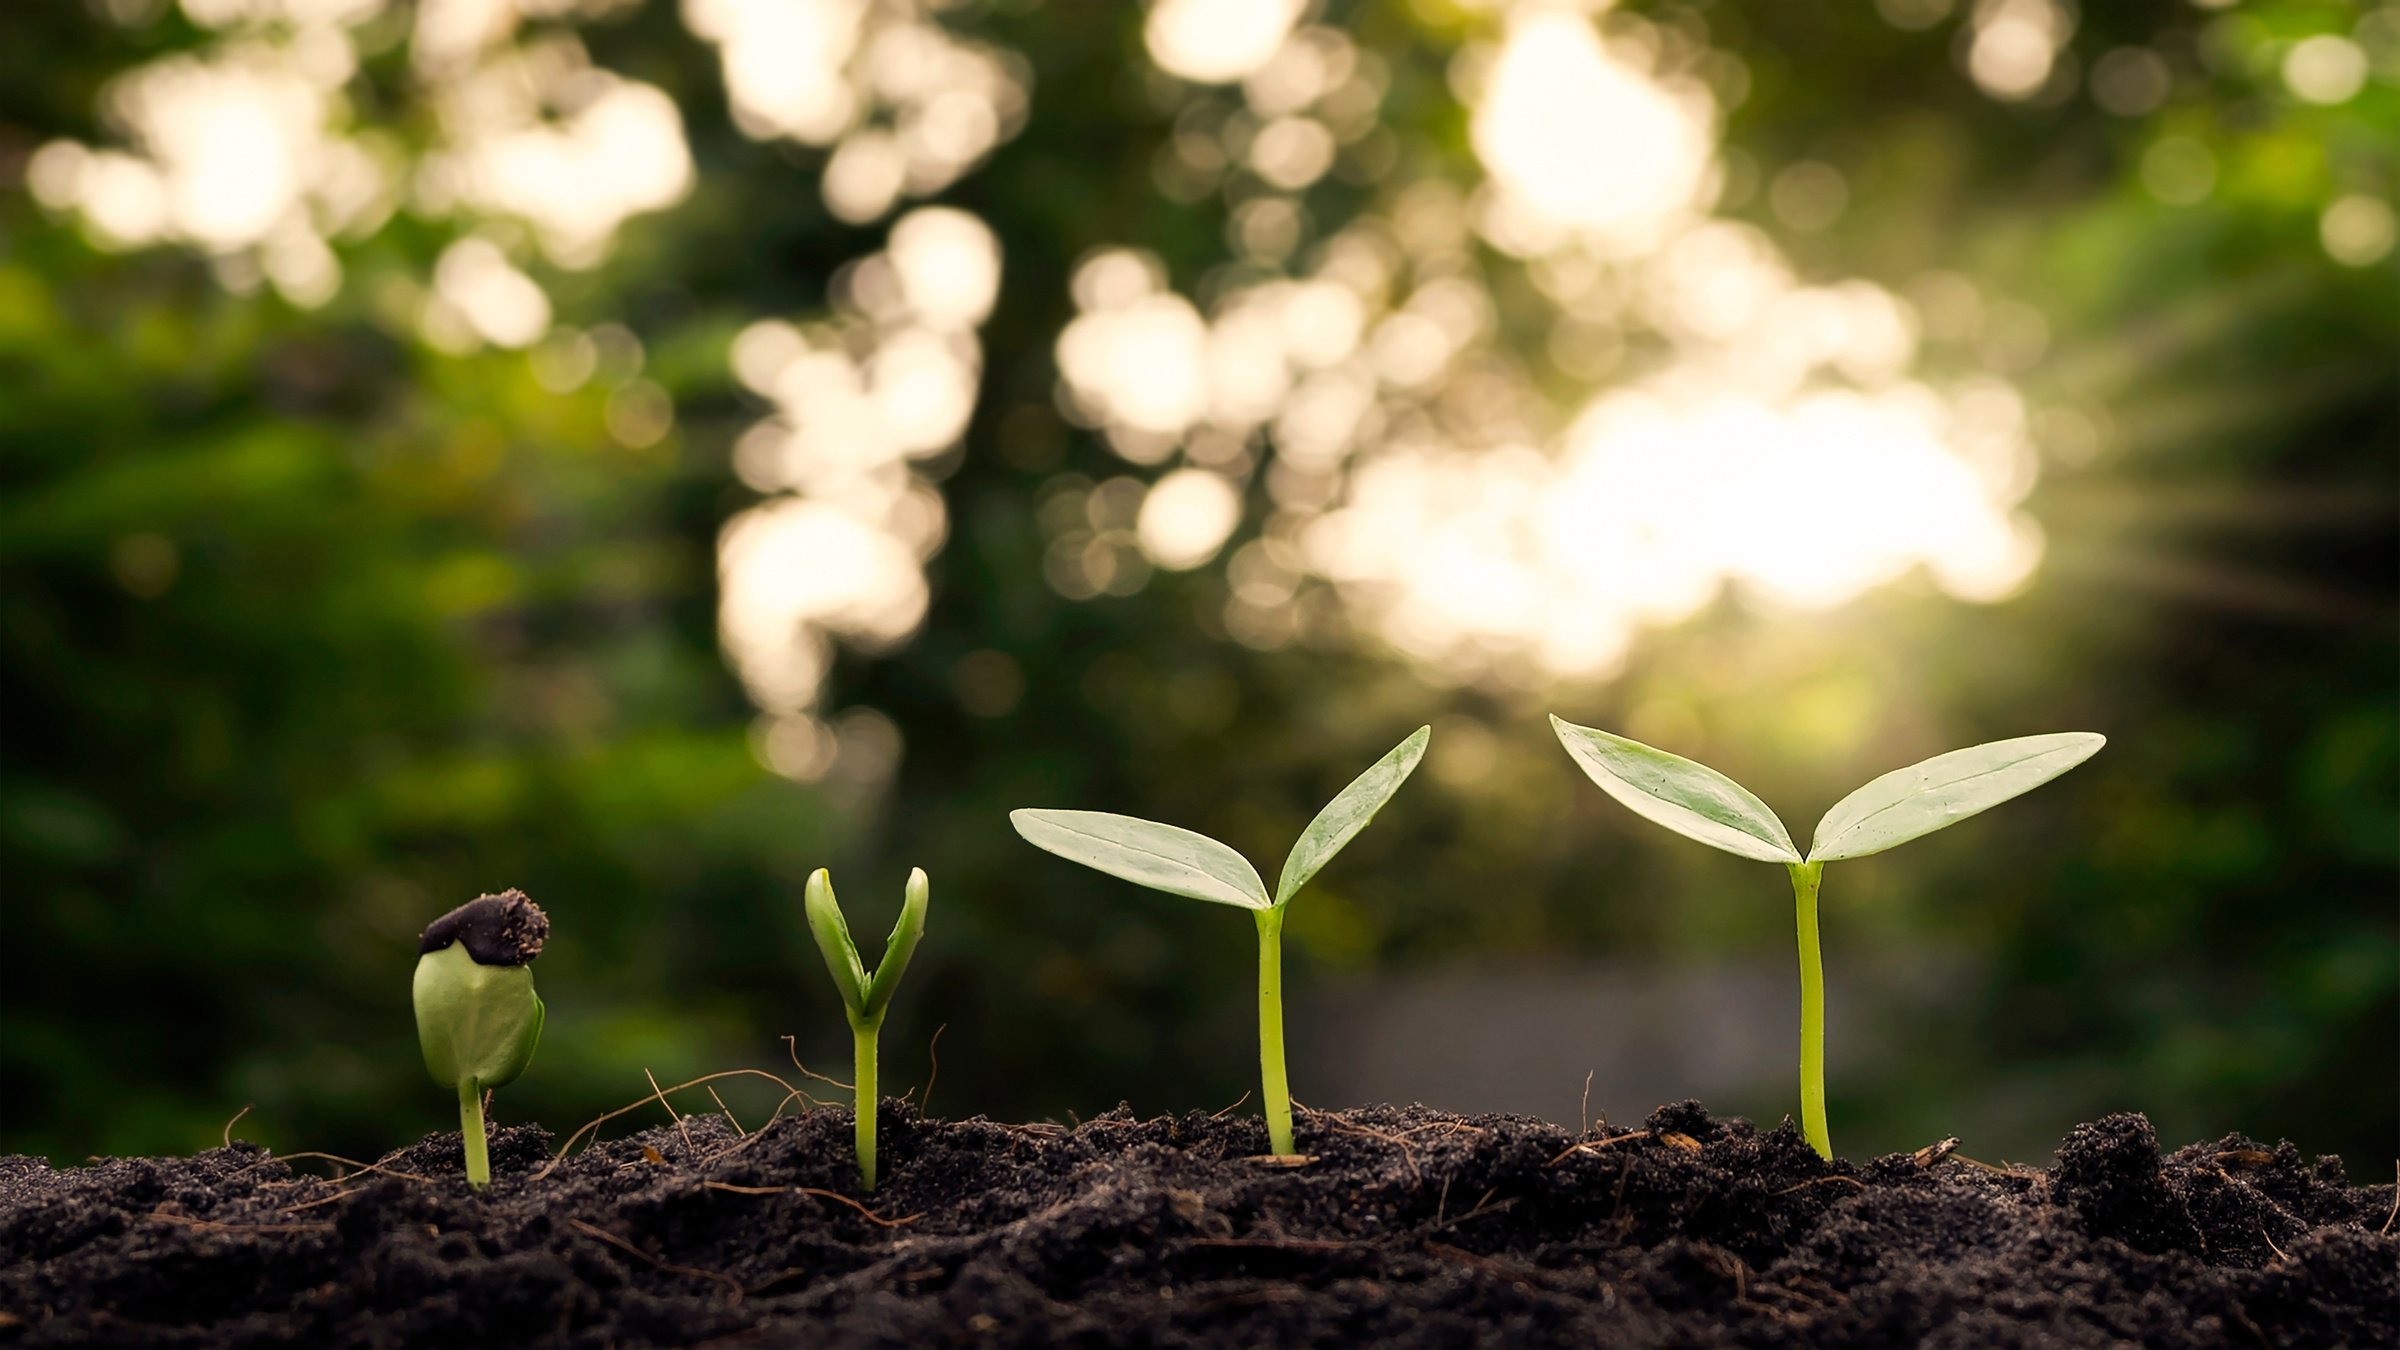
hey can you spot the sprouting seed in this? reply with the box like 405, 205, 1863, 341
1011, 726, 1431, 1157
1549, 718, 2104, 1160
803, 867, 929, 1191
413, 890, 548, 1190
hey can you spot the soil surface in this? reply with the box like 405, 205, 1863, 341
2, 1101, 2393, 1347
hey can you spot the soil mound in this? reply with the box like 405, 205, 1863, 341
2, 1103, 2392, 1346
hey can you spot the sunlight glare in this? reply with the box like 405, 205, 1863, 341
1145, 0, 1306, 84
1471, 9, 1714, 254
1137, 469, 1245, 570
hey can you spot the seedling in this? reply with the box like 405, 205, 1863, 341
1549, 717, 2104, 1160
803, 867, 929, 1190
1011, 726, 1431, 1157
413, 890, 549, 1189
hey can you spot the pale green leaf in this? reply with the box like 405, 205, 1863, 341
1550, 715, 1800, 864
803, 868, 870, 1017
412, 944, 544, 1091
1276, 725, 1431, 906
1011, 809, 1269, 910
1809, 732, 2106, 862
860, 867, 930, 1018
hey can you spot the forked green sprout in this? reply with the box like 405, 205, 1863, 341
413, 890, 548, 1189
1012, 726, 1431, 1157
1549, 717, 2104, 1161
803, 867, 929, 1191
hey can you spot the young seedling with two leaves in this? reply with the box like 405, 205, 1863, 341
1012, 726, 1431, 1157
1549, 717, 2104, 1161
803, 867, 929, 1190
413, 890, 549, 1190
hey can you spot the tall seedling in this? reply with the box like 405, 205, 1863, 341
1549, 717, 2103, 1160
1012, 726, 1431, 1157
804, 867, 929, 1190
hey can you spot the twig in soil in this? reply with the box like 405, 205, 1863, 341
221, 1104, 252, 1149
1701, 1246, 1750, 1302
1949, 1153, 2036, 1177
645, 1068, 698, 1158
922, 1023, 946, 1116
706, 1086, 745, 1137
538, 1068, 806, 1180
692, 1092, 816, 1168
638, 1066, 696, 1153
1211, 1091, 1253, 1118
1546, 1131, 1648, 1167
2224, 1298, 2272, 1348
1768, 1272, 1849, 1314
2381, 1163, 2399, 1236
782, 1035, 855, 1091
1910, 1137, 1961, 1168
1581, 1071, 1594, 1136
567, 1218, 744, 1301
1429, 1188, 1517, 1231
698, 1181, 922, 1227
277, 1188, 364, 1214
1773, 1176, 1866, 1197
1310, 1113, 1425, 1184
233, 1151, 436, 1186
147, 1210, 332, 1235
1423, 1239, 1546, 1288
1188, 1236, 1363, 1253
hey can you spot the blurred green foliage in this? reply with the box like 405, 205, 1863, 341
1, 0, 2392, 1168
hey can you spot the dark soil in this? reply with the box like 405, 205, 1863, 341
2, 1101, 2392, 1347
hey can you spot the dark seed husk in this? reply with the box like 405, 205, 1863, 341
417, 890, 549, 966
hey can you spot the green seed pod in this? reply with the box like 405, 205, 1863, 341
413, 890, 548, 1187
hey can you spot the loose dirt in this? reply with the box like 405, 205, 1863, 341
3, 1101, 2392, 1346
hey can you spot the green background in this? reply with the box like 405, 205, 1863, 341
2, 0, 2392, 1169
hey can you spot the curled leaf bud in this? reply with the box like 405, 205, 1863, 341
418, 889, 549, 967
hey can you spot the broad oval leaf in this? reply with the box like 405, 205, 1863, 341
412, 944, 543, 1091
1550, 715, 1800, 864
1011, 809, 1270, 910
1809, 732, 2106, 862
1276, 725, 1431, 906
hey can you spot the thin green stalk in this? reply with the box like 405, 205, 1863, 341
458, 1080, 491, 1189
1255, 907, 1294, 1156
1788, 861, 1830, 1160
854, 1021, 881, 1190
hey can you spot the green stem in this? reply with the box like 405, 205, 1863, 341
1788, 861, 1831, 1160
1255, 907, 1295, 1156
854, 1021, 880, 1190
457, 1079, 490, 1189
